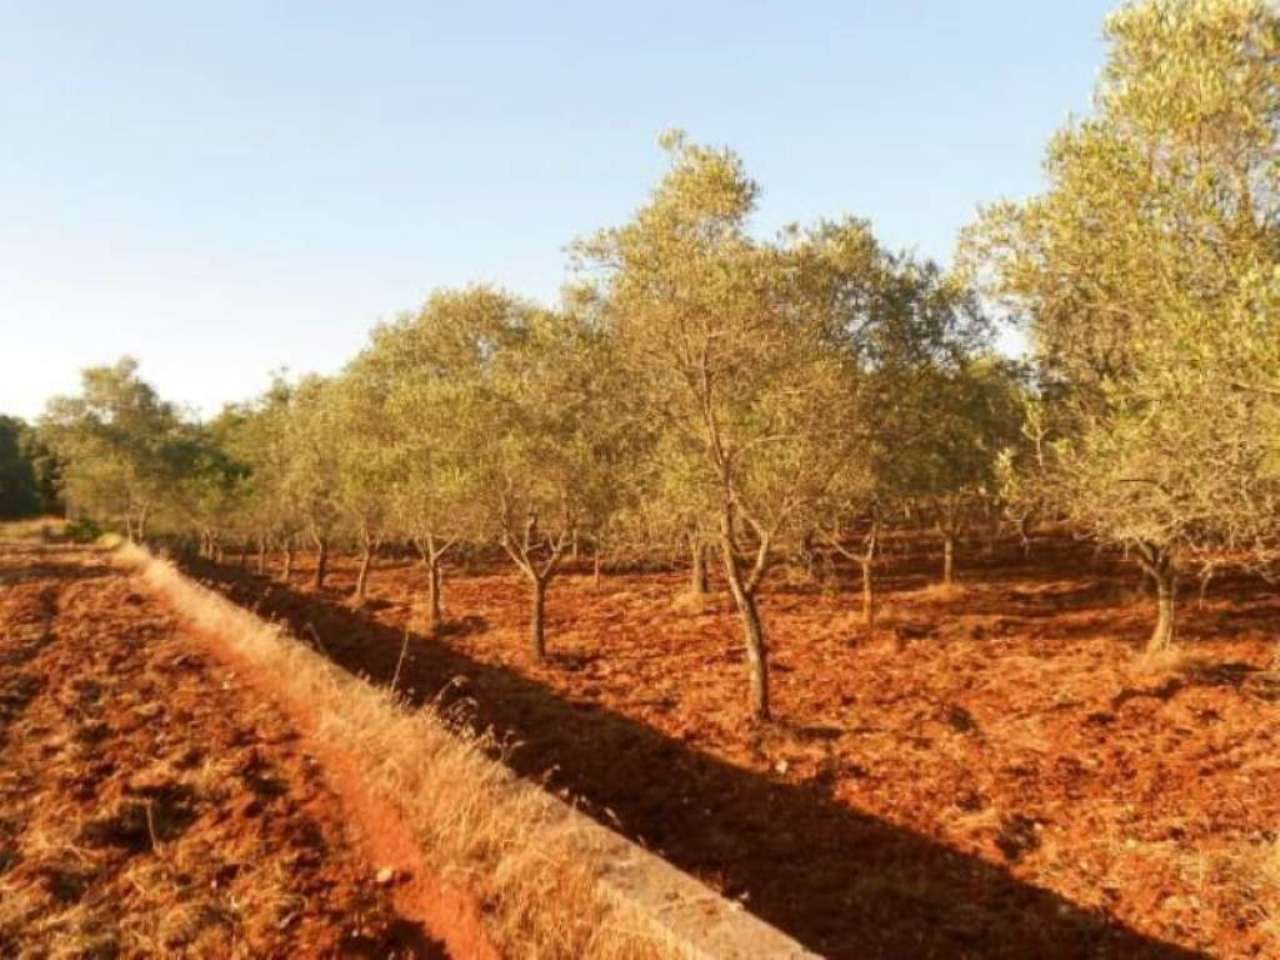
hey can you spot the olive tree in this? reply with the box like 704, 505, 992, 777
898, 355, 1028, 585
325, 369, 400, 603
40, 357, 188, 542
279, 376, 344, 590
804, 246, 991, 621
477, 301, 630, 661
963, 0, 1280, 650
354, 288, 517, 628
574, 133, 879, 721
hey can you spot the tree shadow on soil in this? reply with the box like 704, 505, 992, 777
190, 559, 1207, 960
0, 563, 113, 588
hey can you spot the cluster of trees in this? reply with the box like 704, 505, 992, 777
37, 147, 1018, 722
0, 415, 58, 519
32, 0, 1280, 718
962, 0, 1280, 650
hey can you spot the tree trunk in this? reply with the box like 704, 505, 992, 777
424, 558, 444, 630
592, 546, 602, 589
1149, 563, 1177, 653
354, 545, 373, 602
282, 539, 295, 581
256, 534, 267, 575
1017, 515, 1033, 556
239, 540, 250, 569
943, 535, 955, 585
690, 539, 708, 595
312, 535, 328, 590
801, 530, 816, 579
530, 576, 548, 662
860, 559, 875, 630
1133, 543, 1178, 653
718, 520, 770, 723
733, 587, 769, 721
858, 520, 879, 631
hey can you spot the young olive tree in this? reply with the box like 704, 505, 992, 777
963, 0, 1280, 650
173, 415, 250, 561
326, 369, 399, 603
353, 288, 516, 628
898, 355, 1028, 585
476, 301, 629, 662
802, 243, 991, 623
39, 357, 189, 542
221, 377, 308, 579
279, 376, 344, 590
574, 133, 877, 722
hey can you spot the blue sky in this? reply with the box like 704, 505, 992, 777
1, 1, 1115, 421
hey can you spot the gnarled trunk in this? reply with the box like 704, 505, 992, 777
414, 535, 451, 631
1152, 571, 1176, 652
1137, 544, 1177, 653
719, 513, 770, 723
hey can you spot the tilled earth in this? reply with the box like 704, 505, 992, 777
0, 540, 444, 959
200, 536, 1280, 959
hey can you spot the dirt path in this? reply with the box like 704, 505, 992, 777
0, 541, 446, 959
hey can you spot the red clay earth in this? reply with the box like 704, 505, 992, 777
0, 541, 448, 959
194, 534, 1280, 959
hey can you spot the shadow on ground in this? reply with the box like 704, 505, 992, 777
189, 558, 1207, 960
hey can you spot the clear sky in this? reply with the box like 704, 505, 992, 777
1, 1, 1115, 422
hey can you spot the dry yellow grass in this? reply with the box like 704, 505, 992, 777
114, 544, 689, 960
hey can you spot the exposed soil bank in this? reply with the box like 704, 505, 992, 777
164, 577, 501, 960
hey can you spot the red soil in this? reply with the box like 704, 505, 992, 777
195, 535, 1280, 959
182, 585, 501, 960
0, 542, 448, 959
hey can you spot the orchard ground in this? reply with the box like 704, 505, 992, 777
192, 532, 1280, 959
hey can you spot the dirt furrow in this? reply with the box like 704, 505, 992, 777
0, 543, 445, 959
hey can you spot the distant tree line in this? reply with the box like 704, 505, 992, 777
0, 415, 59, 519
32, 0, 1280, 721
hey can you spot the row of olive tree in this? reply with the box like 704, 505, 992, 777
35, 0, 1280, 717
40, 246, 1003, 728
